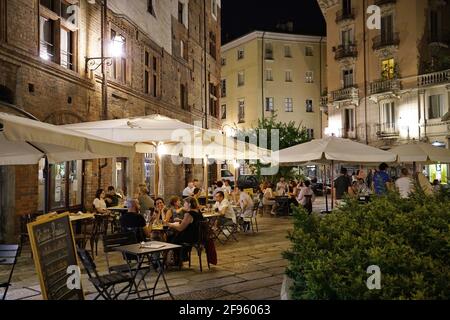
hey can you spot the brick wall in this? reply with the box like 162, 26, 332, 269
0, 0, 222, 228
14, 165, 38, 216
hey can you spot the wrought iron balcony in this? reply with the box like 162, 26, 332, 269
372, 32, 400, 50
374, 0, 396, 6
336, 8, 355, 24
369, 79, 401, 95
334, 44, 358, 60
331, 86, 359, 102
376, 123, 399, 138
418, 69, 450, 87
320, 95, 329, 113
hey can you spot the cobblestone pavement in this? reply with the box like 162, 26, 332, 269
2, 211, 300, 301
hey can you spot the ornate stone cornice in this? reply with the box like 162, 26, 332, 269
317, 0, 339, 14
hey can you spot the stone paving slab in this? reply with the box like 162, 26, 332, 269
222, 277, 283, 294
5, 215, 294, 301
236, 271, 273, 281
238, 288, 281, 300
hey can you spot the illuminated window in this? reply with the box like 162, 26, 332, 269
382, 58, 395, 79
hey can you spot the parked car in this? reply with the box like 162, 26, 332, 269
237, 175, 260, 191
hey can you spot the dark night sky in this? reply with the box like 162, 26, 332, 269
221, 0, 326, 44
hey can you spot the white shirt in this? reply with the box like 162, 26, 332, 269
93, 198, 107, 211
182, 186, 195, 197
224, 185, 232, 196
239, 192, 254, 218
396, 177, 414, 199
213, 187, 225, 197
276, 182, 288, 195
297, 187, 315, 206
213, 198, 236, 223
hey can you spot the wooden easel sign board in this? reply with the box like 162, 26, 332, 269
27, 213, 84, 300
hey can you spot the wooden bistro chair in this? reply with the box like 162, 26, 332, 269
0, 244, 20, 300
77, 248, 135, 300
186, 220, 211, 272
19, 214, 38, 257
243, 200, 259, 233
102, 232, 139, 274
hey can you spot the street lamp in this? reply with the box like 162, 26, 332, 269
85, 35, 125, 73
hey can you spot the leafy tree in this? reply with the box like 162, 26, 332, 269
236, 113, 311, 182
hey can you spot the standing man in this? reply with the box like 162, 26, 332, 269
373, 163, 392, 196
395, 168, 414, 199
333, 167, 352, 205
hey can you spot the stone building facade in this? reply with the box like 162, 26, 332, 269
0, 0, 222, 242
318, 0, 450, 180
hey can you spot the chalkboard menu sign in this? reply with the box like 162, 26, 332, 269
27, 213, 84, 300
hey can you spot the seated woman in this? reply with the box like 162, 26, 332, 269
93, 189, 108, 214
165, 197, 204, 263
120, 199, 146, 242
192, 188, 206, 210
262, 183, 276, 215
149, 198, 173, 241
152, 198, 173, 224
169, 196, 184, 222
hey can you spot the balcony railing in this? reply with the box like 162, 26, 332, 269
334, 44, 358, 60
336, 9, 355, 23
418, 69, 450, 87
372, 32, 400, 50
376, 123, 399, 138
374, 0, 396, 6
331, 86, 359, 102
369, 79, 401, 95
319, 96, 328, 113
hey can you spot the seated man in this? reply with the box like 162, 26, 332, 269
105, 186, 120, 208
182, 181, 195, 198
120, 198, 146, 242
213, 191, 236, 226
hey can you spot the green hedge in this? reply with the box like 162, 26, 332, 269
284, 188, 450, 300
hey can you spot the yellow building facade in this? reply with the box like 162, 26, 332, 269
317, 0, 450, 150
220, 31, 327, 139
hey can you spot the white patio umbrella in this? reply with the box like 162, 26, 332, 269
64, 115, 272, 195
273, 136, 397, 165
0, 112, 135, 163
390, 143, 450, 164
0, 133, 44, 165
273, 136, 397, 211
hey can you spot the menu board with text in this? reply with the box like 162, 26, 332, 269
27, 213, 84, 300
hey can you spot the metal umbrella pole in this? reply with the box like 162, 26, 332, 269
323, 164, 329, 213
331, 160, 335, 210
